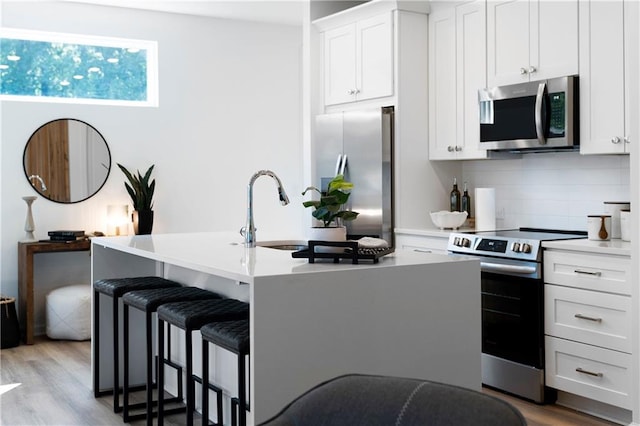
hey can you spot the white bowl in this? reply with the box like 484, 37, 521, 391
430, 210, 468, 230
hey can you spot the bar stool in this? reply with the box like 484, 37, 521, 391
122, 286, 222, 423
157, 299, 250, 426
200, 319, 250, 426
93, 276, 182, 413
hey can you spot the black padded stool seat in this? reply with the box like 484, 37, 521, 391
200, 320, 250, 426
121, 287, 222, 423
93, 276, 182, 413
156, 299, 250, 426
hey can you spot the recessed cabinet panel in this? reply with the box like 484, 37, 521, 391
357, 14, 393, 101
545, 336, 632, 409
579, 0, 635, 154
322, 12, 393, 106
429, 1, 487, 160
488, 0, 530, 86
487, 0, 578, 87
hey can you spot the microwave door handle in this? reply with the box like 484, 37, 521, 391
535, 82, 547, 145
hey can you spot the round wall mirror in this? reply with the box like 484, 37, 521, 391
23, 118, 111, 203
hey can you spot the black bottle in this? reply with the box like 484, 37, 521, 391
461, 181, 471, 217
450, 178, 461, 212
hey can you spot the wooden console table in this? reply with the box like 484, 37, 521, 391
18, 239, 91, 344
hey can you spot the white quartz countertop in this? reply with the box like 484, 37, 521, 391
91, 231, 472, 283
543, 238, 631, 256
395, 227, 475, 238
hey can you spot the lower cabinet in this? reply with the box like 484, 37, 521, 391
395, 231, 450, 254
543, 248, 632, 410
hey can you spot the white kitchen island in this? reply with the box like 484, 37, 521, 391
91, 231, 481, 425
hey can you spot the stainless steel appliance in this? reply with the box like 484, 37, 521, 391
479, 76, 578, 152
314, 106, 394, 245
447, 228, 587, 403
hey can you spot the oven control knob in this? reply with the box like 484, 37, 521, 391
511, 242, 521, 252
521, 243, 532, 253
461, 238, 471, 248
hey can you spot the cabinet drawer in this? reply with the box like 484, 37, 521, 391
544, 250, 630, 295
545, 285, 631, 353
395, 234, 449, 254
545, 336, 632, 409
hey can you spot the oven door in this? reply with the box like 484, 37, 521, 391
479, 258, 544, 369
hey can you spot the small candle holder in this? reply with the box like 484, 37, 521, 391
22, 196, 38, 242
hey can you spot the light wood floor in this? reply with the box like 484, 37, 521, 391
0, 337, 621, 425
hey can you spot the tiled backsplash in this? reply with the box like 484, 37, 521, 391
462, 152, 630, 231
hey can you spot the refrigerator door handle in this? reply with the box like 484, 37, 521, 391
339, 155, 347, 176
334, 154, 343, 177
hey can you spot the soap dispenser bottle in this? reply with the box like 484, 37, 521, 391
450, 178, 461, 212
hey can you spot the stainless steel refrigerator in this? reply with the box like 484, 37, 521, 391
314, 106, 394, 246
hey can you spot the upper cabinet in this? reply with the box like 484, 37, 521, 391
429, 1, 488, 160
579, 0, 638, 155
487, 0, 578, 87
321, 13, 393, 106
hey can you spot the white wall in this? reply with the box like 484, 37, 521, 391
462, 152, 630, 231
0, 2, 304, 328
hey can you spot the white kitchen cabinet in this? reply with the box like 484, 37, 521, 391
321, 12, 393, 106
487, 0, 578, 87
395, 231, 451, 255
579, 0, 638, 155
429, 1, 488, 160
544, 248, 632, 410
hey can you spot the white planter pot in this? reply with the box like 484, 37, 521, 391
307, 226, 347, 253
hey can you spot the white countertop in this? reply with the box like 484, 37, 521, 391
543, 238, 631, 256
91, 231, 469, 283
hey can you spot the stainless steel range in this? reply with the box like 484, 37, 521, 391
447, 228, 587, 403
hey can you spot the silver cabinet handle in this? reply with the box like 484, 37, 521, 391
576, 367, 603, 378
520, 67, 528, 75
574, 269, 602, 277
448, 146, 454, 152
529, 66, 537, 74
624, 136, 630, 144
611, 136, 621, 144
574, 313, 602, 323
413, 249, 432, 253
347, 89, 355, 95
454, 146, 462, 152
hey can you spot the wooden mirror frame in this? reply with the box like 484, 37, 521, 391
23, 119, 111, 203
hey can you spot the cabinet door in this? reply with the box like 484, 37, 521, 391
533, 1, 578, 81
324, 24, 357, 106
356, 13, 393, 101
456, 0, 488, 160
579, 1, 626, 154
428, 7, 457, 160
487, 0, 530, 86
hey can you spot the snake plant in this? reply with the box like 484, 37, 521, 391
117, 163, 155, 211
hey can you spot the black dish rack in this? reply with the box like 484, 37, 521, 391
291, 240, 394, 264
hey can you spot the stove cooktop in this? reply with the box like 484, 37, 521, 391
447, 228, 587, 262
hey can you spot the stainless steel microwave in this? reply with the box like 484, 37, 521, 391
478, 76, 578, 152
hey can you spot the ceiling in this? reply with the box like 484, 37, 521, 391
65, 0, 307, 26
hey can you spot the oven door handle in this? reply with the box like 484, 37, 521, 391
480, 261, 538, 275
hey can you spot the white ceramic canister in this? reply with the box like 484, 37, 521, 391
620, 209, 631, 242
587, 215, 611, 241
604, 201, 630, 239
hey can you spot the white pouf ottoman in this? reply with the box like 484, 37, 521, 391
46, 284, 91, 341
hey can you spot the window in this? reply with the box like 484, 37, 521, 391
0, 28, 158, 106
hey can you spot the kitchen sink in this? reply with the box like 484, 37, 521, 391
256, 240, 307, 251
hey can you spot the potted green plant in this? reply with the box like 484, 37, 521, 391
302, 174, 359, 243
117, 163, 155, 235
